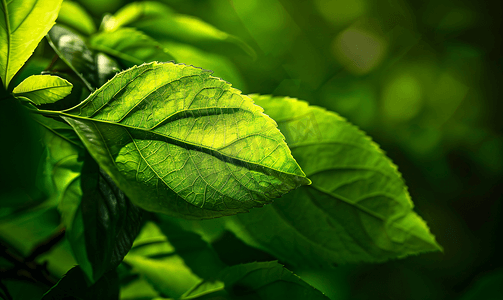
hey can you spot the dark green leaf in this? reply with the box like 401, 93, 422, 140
0, 0, 63, 88
63, 154, 143, 282
46, 25, 120, 91
123, 222, 202, 298
55, 62, 309, 219
182, 261, 329, 300
57, 1, 96, 36
41, 266, 119, 300
0, 98, 46, 220
46, 24, 96, 91
13, 75, 73, 105
89, 27, 175, 67
100, 1, 254, 58
226, 95, 442, 266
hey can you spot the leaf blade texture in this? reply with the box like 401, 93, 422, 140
226, 95, 442, 266
60, 62, 309, 219
13, 75, 73, 105
0, 0, 63, 88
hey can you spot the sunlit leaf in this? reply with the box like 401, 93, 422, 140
225, 95, 442, 266
13, 75, 73, 105
0, 0, 63, 88
57, 1, 97, 36
89, 27, 175, 67
101, 1, 254, 58
54, 62, 308, 219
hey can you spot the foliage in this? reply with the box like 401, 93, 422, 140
5, 0, 499, 299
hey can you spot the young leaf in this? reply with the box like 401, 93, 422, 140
182, 261, 329, 300
89, 27, 175, 67
57, 1, 97, 36
100, 1, 255, 58
13, 75, 73, 105
64, 154, 143, 283
56, 62, 309, 219
41, 266, 119, 300
0, 0, 63, 88
225, 95, 442, 266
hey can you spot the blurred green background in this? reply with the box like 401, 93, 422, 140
78, 0, 503, 299
3, 0, 502, 299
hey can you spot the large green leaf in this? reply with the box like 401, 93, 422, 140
0, 0, 63, 88
57, 1, 96, 36
225, 95, 442, 266
51, 62, 308, 219
13, 75, 73, 105
182, 261, 329, 300
100, 1, 254, 58
62, 153, 143, 283
89, 27, 175, 67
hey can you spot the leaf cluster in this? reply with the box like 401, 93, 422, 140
0, 1, 441, 299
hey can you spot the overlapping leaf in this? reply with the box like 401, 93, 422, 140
89, 27, 175, 67
100, 1, 254, 57
46, 25, 120, 91
13, 75, 73, 105
56, 62, 309, 219
0, 0, 63, 88
62, 154, 143, 283
182, 261, 329, 300
225, 95, 442, 266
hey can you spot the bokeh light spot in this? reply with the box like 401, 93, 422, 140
332, 28, 387, 75
381, 74, 423, 122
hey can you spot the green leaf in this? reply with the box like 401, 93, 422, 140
13, 75, 73, 105
123, 222, 203, 299
57, 1, 96, 36
41, 266, 119, 300
182, 261, 329, 300
0, 0, 63, 88
46, 25, 120, 91
162, 41, 246, 91
63, 153, 143, 283
55, 62, 309, 219
225, 95, 442, 266
89, 27, 175, 67
100, 1, 255, 58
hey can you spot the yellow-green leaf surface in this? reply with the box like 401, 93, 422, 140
56, 62, 309, 219
226, 95, 442, 266
0, 0, 63, 88
13, 75, 73, 104
57, 0, 96, 35
101, 1, 255, 58
89, 27, 175, 67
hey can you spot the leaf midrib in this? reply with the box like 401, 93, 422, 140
1, 0, 11, 87
54, 110, 301, 178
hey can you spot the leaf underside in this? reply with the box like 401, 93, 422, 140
226, 95, 442, 266
60, 62, 309, 219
